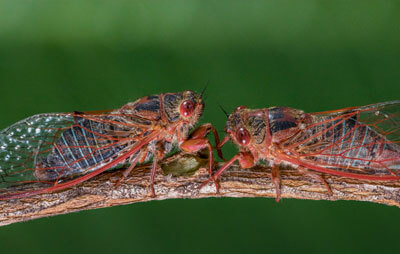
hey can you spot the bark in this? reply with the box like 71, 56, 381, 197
1, 153, 400, 227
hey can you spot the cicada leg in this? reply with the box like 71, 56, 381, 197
181, 123, 224, 192
200, 152, 255, 192
115, 150, 147, 188
149, 143, 167, 197
297, 166, 332, 196
181, 137, 218, 191
271, 163, 332, 201
115, 159, 138, 188
187, 123, 225, 160
271, 164, 281, 202
150, 155, 159, 197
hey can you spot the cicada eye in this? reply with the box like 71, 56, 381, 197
180, 100, 195, 117
236, 127, 250, 146
235, 105, 247, 112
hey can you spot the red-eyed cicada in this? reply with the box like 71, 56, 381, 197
0, 90, 222, 199
205, 101, 400, 201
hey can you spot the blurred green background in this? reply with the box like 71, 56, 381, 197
1, 1, 400, 253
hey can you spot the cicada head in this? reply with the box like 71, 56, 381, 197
225, 106, 267, 150
159, 90, 204, 141
163, 90, 204, 124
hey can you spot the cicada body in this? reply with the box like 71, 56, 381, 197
210, 101, 400, 200
0, 91, 221, 199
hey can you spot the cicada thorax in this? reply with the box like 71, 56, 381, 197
267, 107, 306, 144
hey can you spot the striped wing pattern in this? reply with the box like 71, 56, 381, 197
0, 112, 146, 192
283, 101, 400, 177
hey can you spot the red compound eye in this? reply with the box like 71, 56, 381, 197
235, 105, 247, 112
236, 127, 250, 146
180, 100, 195, 117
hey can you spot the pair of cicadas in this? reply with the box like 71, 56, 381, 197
0, 90, 399, 201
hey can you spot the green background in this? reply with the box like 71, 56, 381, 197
1, 1, 400, 253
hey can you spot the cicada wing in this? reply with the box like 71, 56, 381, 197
0, 128, 161, 200
281, 101, 400, 179
0, 110, 155, 196
310, 101, 400, 142
0, 113, 75, 189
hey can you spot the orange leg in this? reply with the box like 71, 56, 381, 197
115, 159, 138, 188
148, 144, 166, 197
115, 150, 147, 187
150, 155, 159, 197
297, 166, 332, 195
271, 164, 281, 202
189, 123, 224, 160
181, 138, 218, 191
181, 123, 225, 191
200, 152, 255, 192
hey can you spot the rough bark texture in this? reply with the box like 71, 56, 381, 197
1, 153, 400, 227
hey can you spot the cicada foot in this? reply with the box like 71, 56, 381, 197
200, 175, 219, 194
115, 169, 133, 188
114, 164, 136, 188
297, 167, 333, 196
115, 163, 137, 188
149, 159, 158, 198
114, 152, 145, 188
199, 175, 220, 193
115, 176, 125, 188
200, 152, 255, 194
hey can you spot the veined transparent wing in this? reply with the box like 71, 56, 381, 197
310, 101, 400, 142
0, 111, 154, 197
281, 101, 400, 179
0, 113, 75, 188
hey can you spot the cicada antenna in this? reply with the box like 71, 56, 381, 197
218, 104, 229, 118
201, 80, 209, 98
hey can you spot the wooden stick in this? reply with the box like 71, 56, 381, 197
1, 153, 399, 227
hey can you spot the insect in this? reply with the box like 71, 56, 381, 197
0, 90, 222, 200
204, 101, 400, 201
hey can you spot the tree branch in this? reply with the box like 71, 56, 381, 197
1, 153, 400, 227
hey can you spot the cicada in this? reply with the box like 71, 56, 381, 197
0, 90, 222, 199
206, 101, 400, 201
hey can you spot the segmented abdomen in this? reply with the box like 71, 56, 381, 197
35, 117, 128, 181
298, 115, 400, 174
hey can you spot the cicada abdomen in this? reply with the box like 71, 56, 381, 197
209, 101, 400, 200
32, 115, 131, 182
284, 106, 400, 178
0, 90, 221, 199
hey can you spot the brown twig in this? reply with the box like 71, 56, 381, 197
1, 153, 400, 227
